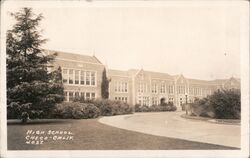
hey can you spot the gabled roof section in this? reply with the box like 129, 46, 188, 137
129, 69, 173, 80
145, 70, 173, 79
108, 69, 129, 77
45, 50, 103, 64
188, 78, 215, 85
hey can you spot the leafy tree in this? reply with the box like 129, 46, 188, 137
6, 8, 64, 122
101, 68, 110, 99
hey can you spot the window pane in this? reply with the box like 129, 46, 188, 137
64, 91, 68, 101
75, 70, 80, 84
91, 72, 95, 86
86, 92, 90, 100
62, 69, 68, 84
91, 93, 95, 99
125, 83, 128, 92
80, 70, 85, 85
69, 69, 74, 84
75, 92, 79, 98
86, 71, 90, 85
80, 92, 85, 100
69, 92, 74, 101
115, 82, 117, 92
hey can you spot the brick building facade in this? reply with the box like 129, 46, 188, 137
47, 50, 241, 110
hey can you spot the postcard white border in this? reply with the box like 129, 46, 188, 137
1, 1, 249, 158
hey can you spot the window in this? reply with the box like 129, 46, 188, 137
91, 72, 95, 85
125, 83, 128, 92
169, 97, 174, 103
81, 92, 85, 99
75, 92, 80, 98
115, 81, 128, 93
152, 84, 157, 93
86, 71, 90, 85
69, 69, 74, 84
69, 92, 74, 101
189, 87, 193, 95
64, 91, 68, 101
122, 83, 125, 92
139, 82, 147, 93
91, 93, 95, 99
62, 69, 68, 84
177, 86, 185, 94
86, 92, 90, 100
142, 97, 149, 106
118, 82, 121, 92
80, 70, 85, 85
75, 70, 80, 84
168, 85, 174, 94
125, 97, 128, 103
115, 82, 118, 92
160, 83, 166, 94
152, 97, 158, 105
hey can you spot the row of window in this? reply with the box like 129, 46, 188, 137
64, 91, 96, 102
189, 87, 211, 96
138, 97, 174, 106
177, 85, 186, 94
152, 84, 174, 94
114, 82, 128, 93
138, 82, 147, 93
138, 96, 150, 106
152, 97, 159, 105
114, 96, 128, 103
62, 69, 96, 86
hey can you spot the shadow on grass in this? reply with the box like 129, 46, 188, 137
7, 119, 76, 125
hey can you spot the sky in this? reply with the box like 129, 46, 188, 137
3, 1, 243, 80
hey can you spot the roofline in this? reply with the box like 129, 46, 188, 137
93, 55, 103, 64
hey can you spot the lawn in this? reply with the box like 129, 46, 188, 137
7, 118, 237, 150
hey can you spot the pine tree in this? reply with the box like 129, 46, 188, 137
6, 8, 64, 122
101, 68, 110, 99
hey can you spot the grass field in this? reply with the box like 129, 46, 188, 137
7, 118, 238, 150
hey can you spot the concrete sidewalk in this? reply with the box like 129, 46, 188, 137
98, 112, 240, 148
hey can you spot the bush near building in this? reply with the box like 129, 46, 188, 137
53, 98, 133, 119
190, 89, 241, 119
53, 102, 100, 119
135, 102, 177, 112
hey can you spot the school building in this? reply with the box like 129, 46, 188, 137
46, 50, 241, 110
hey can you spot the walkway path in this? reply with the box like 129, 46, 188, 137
99, 112, 240, 148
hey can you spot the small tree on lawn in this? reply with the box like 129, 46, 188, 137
101, 68, 110, 99
6, 8, 64, 122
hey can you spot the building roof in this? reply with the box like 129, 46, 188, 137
45, 50, 103, 64
107, 69, 129, 77
145, 70, 173, 79
187, 78, 215, 85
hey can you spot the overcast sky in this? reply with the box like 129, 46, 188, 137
3, 1, 243, 80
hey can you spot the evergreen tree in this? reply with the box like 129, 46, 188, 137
101, 68, 110, 99
6, 8, 64, 122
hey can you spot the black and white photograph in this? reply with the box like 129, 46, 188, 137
0, 0, 249, 158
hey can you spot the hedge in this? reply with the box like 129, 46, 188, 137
190, 89, 241, 119
53, 98, 133, 119
52, 102, 100, 119
135, 102, 177, 112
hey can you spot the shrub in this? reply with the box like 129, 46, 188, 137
53, 102, 100, 119
81, 99, 133, 116
190, 89, 240, 119
135, 102, 177, 112
211, 89, 240, 119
